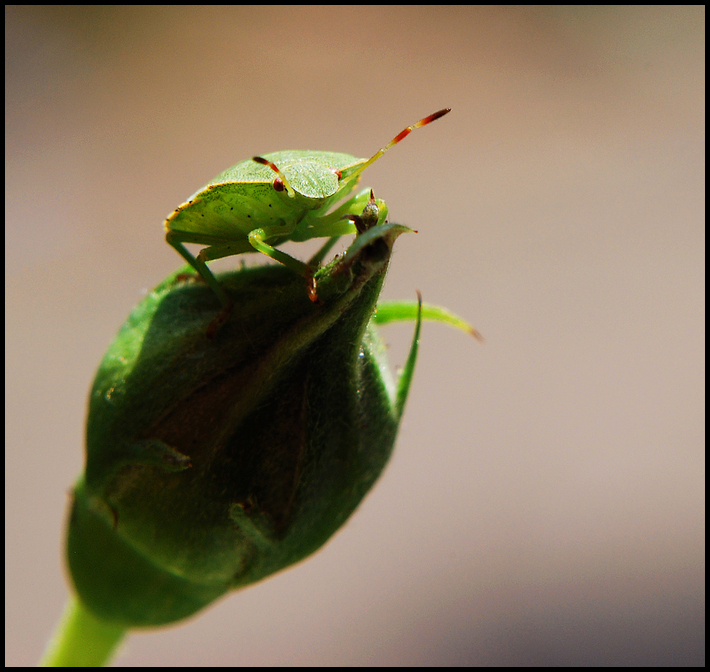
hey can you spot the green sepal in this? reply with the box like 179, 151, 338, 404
374, 300, 483, 340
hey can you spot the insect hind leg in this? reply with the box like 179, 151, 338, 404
166, 235, 231, 308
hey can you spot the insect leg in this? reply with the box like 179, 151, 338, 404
292, 189, 387, 242
246, 228, 311, 275
308, 237, 341, 267
247, 227, 318, 301
166, 235, 231, 308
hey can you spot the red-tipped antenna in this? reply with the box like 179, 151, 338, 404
342, 108, 451, 188
252, 156, 296, 198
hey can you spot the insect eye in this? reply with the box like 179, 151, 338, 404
333, 169, 342, 180
272, 178, 285, 192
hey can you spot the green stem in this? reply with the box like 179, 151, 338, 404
39, 595, 126, 667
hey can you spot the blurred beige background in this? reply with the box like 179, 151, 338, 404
5, 6, 704, 666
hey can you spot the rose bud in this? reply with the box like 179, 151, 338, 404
67, 222, 477, 628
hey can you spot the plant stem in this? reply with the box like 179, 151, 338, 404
39, 595, 126, 667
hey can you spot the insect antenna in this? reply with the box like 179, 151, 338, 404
340, 108, 451, 189
252, 156, 296, 198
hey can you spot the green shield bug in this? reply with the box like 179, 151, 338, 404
165, 108, 451, 306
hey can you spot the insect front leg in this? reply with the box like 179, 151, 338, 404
247, 226, 318, 301
293, 189, 389, 242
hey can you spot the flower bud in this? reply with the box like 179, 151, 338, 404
68, 223, 425, 627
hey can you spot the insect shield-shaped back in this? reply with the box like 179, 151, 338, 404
68, 222, 413, 627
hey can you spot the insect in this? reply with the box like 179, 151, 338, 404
165, 108, 451, 307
